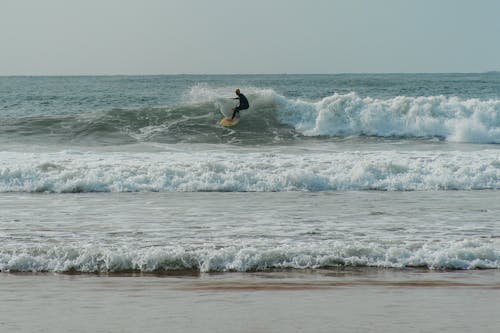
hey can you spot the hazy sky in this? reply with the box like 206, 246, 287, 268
1, 0, 499, 75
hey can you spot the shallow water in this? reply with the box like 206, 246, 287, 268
1, 191, 498, 273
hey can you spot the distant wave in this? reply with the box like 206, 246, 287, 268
1, 86, 499, 145
1, 238, 498, 273
0, 150, 498, 193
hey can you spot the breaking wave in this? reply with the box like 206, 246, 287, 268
1, 239, 498, 273
275, 92, 500, 143
1, 86, 500, 145
0, 150, 498, 192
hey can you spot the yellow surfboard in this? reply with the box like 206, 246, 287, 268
219, 116, 240, 127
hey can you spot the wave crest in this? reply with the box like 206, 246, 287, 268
276, 92, 500, 143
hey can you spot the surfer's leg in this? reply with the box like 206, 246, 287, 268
231, 108, 240, 119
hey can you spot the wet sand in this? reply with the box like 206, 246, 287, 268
1, 269, 499, 333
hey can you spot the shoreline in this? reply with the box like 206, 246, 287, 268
3, 267, 499, 287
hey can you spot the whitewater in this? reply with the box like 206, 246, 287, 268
0, 149, 498, 192
0, 74, 499, 274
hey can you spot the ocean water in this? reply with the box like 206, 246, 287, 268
0, 74, 499, 274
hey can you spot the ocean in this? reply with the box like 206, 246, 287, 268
0, 74, 499, 332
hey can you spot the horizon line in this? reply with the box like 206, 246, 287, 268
1, 71, 498, 77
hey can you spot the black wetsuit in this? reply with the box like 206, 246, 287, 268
232, 93, 249, 119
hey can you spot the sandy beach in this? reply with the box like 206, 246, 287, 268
1, 269, 498, 333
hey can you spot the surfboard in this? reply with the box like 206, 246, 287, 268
219, 116, 240, 127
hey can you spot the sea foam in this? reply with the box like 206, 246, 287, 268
272, 92, 500, 143
1, 238, 498, 273
0, 150, 498, 193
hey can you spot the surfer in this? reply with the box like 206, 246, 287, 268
231, 89, 249, 120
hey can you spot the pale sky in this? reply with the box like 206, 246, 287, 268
1, 0, 499, 75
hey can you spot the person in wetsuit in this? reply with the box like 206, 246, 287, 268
231, 88, 249, 119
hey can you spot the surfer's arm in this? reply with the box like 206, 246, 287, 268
231, 96, 241, 109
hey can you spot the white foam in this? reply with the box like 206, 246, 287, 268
1, 239, 498, 273
0, 149, 498, 192
276, 93, 500, 143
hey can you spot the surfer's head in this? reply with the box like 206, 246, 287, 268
235, 88, 240, 95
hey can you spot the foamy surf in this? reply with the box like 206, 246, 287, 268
274, 92, 500, 143
1, 238, 498, 273
0, 149, 498, 192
